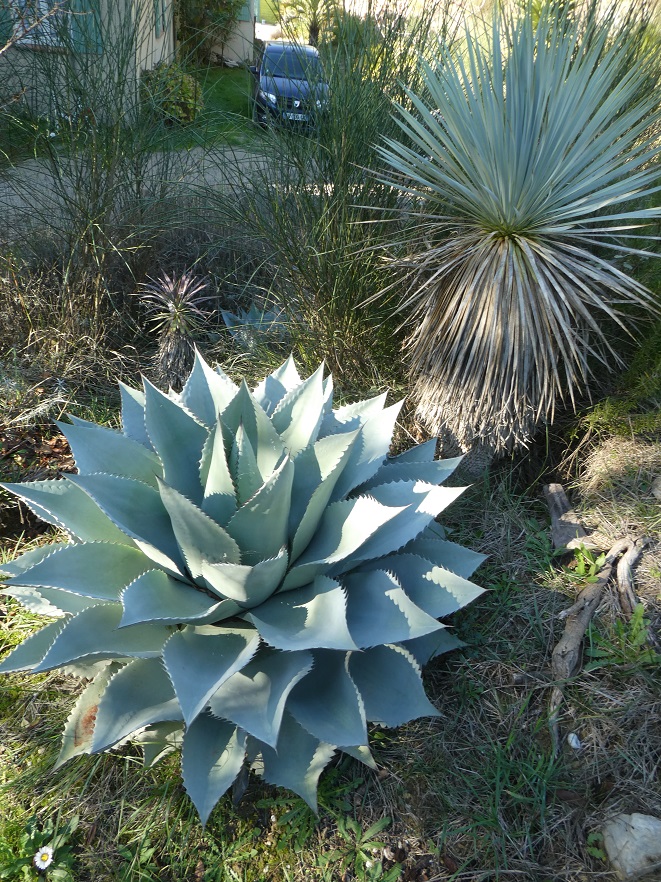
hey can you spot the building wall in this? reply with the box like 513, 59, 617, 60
135, 0, 174, 75
0, 0, 174, 118
210, 0, 258, 64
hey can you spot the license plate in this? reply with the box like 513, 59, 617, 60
284, 112, 307, 121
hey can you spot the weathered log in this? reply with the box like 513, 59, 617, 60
543, 483, 590, 551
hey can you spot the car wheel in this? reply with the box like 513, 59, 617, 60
252, 100, 266, 128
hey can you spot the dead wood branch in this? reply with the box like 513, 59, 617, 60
616, 538, 649, 617
553, 563, 614, 681
543, 483, 588, 551
548, 537, 643, 755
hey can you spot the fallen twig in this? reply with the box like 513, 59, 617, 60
552, 570, 613, 680
616, 537, 649, 618
548, 537, 644, 755
549, 559, 614, 756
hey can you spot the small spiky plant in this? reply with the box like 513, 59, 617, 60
136, 271, 210, 391
0, 354, 484, 824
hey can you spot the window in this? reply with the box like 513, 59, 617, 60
264, 47, 322, 80
12, 0, 67, 46
9, 0, 101, 51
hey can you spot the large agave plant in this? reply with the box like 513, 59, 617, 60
0, 354, 484, 824
376, 3, 661, 453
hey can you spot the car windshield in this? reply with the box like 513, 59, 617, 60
263, 48, 323, 80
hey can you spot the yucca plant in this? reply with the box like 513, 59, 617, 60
0, 354, 484, 824
136, 271, 211, 391
376, 2, 661, 454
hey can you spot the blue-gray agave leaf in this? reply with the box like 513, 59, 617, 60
0, 541, 70, 577
56, 421, 162, 488
252, 354, 302, 415
56, 664, 120, 767
0, 355, 484, 824
199, 421, 237, 525
2, 543, 153, 601
218, 382, 286, 480
119, 570, 237, 627
182, 714, 247, 827
134, 722, 184, 769
287, 649, 367, 748
181, 351, 238, 428
91, 658, 182, 752
258, 711, 336, 812
2, 479, 131, 545
207, 647, 313, 747
163, 626, 260, 726
118, 382, 150, 448
348, 645, 440, 727
143, 379, 208, 503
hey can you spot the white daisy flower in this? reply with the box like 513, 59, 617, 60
33, 845, 54, 871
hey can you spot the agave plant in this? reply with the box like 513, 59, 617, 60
376, 3, 661, 453
0, 354, 484, 824
220, 302, 289, 351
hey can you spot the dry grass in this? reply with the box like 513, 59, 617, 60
576, 436, 661, 605
360, 445, 661, 881
0, 258, 144, 427
0, 413, 660, 880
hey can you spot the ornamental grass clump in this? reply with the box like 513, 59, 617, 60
0, 354, 484, 824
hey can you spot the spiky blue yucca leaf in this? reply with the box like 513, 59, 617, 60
0, 354, 485, 824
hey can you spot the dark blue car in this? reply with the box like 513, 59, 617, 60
250, 42, 329, 127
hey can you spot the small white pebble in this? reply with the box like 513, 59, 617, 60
567, 732, 582, 750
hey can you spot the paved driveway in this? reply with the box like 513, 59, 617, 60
0, 143, 269, 248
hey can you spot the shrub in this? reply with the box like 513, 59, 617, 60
135, 270, 211, 391
141, 62, 204, 124
0, 0, 194, 324
0, 354, 484, 824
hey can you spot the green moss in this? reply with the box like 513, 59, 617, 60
580, 318, 661, 438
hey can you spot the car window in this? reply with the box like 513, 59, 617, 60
263, 48, 323, 80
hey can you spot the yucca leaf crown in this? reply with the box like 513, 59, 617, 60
0, 354, 484, 824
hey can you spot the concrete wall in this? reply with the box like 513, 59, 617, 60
134, 0, 174, 74
210, 0, 258, 64
215, 17, 255, 64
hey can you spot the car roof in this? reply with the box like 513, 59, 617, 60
264, 42, 319, 57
